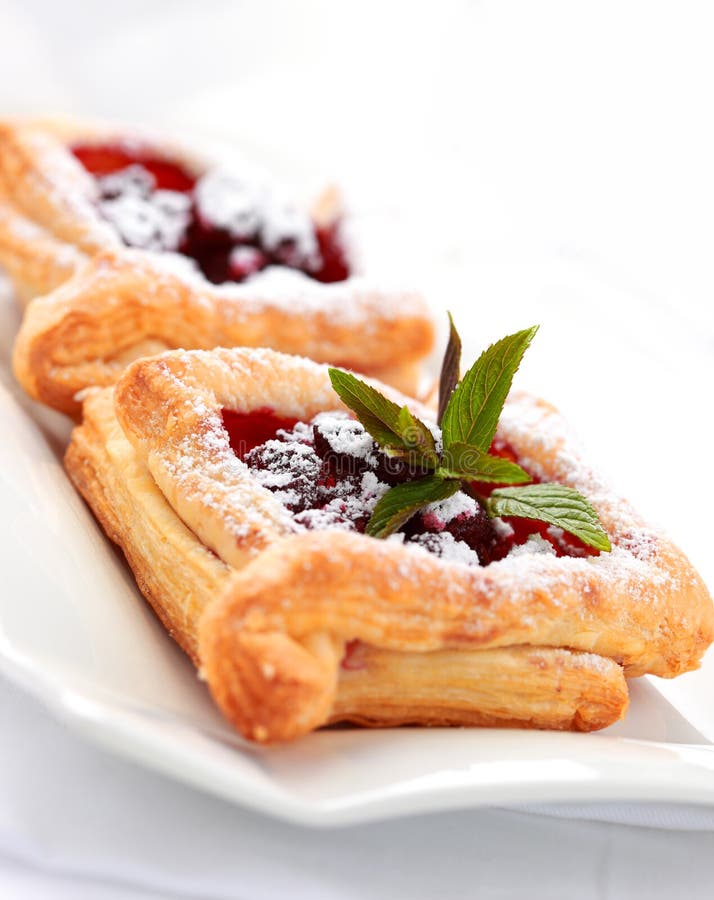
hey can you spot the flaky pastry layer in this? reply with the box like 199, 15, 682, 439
0, 118, 219, 299
2, 118, 434, 408
65, 347, 713, 743
67, 383, 627, 738
13, 250, 431, 416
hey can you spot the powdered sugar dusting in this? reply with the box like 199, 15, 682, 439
12, 130, 430, 335
424, 492, 479, 525
115, 349, 708, 680
125, 349, 689, 648
507, 533, 557, 558
141, 362, 300, 559
311, 411, 375, 459
97, 167, 192, 251
499, 392, 663, 571
408, 531, 481, 566
247, 440, 322, 510
215, 266, 424, 327
241, 411, 507, 567
194, 168, 319, 269
294, 470, 391, 532
106, 243, 424, 331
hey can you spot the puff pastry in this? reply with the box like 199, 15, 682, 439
0, 117, 340, 300
64, 346, 714, 743
2, 118, 434, 408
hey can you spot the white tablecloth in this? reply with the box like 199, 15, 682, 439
3, 675, 714, 900
2, 1, 714, 896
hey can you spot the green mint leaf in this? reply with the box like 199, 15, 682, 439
437, 312, 461, 426
397, 405, 438, 465
438, 442, 531, 483
328, 368, 410, 449
366, 475, 459, 539
440, 326, 539, 453
486, 483, 612, 551
329, 368, 437, 467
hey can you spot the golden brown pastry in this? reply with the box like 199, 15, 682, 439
13, 249, 432, 416
2, 118, 434, 408
0, 117, 337, 300
65, 346, 713, 743
0, 118, 113, 301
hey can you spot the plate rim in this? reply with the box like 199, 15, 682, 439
5, 631, 714, 828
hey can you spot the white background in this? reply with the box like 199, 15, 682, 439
1, 1, 714, 896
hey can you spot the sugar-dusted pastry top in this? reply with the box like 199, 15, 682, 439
65, 381, 632, 738
0, 118, 351, 297
112, 346, 713, 677
12, 249, 433, 417
64, 345, 713, 742
4, 119, 436, 414
228, 408, 600, 567
70, 139, 350, 284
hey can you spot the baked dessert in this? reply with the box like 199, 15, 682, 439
65, 323, 714, 743
12, 249, 432, 416
2, 118, 434, 410
0, 117, 351, 301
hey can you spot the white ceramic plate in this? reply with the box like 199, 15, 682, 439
2, 258, 714, 828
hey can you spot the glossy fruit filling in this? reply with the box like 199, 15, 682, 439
72, 142, 350, 284
222, 409, 597, 567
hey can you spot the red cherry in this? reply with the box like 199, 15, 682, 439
73, 141, 351, 285
313, 223, 350, 283
72, 143, 195, 191
229, 245, 268, 280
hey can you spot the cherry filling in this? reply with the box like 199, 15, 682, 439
72, 144, 196, 191
71, 141, 350, 284
221, 408, 298, 457
470, 438, 597, 560
223, 409, 599, 567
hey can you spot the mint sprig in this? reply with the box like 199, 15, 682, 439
487, 484, 611, 552
366, 476, 459, 539
327, 368, 410, 448
396, 405, 438, 465
327, 318, 611, 552
328, 369, 438, 467
440, 326, 538, 452
437, 312, 461, 425
438, 443, 531, 484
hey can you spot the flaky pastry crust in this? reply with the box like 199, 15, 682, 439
2, 118, 434, 407
13, 250, 432, 416
65, 347, 713, 743
0, 118, 135, 301
0, 118, 224, 299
